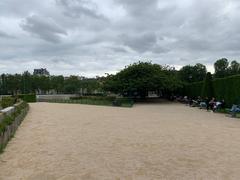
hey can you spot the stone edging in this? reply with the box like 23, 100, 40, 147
0, 105, 29, 152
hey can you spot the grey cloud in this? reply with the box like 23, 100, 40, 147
0, 30, 15, 39
56, 0, 106, 20
120, 33, 157, 53
110, 46, 128, 53
0, 0, 240, 76
20, 15, 67, 43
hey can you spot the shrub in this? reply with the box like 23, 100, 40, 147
17, 94, 36, 102
114, 98, 134, 107
1, 97, 15, 109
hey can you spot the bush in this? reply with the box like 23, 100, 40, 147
114, 98, 134, 107
0, 97, 15, 109
17, 94, 36, 102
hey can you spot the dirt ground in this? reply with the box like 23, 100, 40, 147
1, 102, 240, 180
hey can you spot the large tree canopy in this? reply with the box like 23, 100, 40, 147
214, 58, 229, 78
179, 63, 207, 83
103, 62, 182, 98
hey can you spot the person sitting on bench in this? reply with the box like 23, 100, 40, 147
229, 104, 240, 117
213, 99, 225, 112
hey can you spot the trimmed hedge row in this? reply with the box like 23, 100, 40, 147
17, 94, 36, 103
0, 101, 29, 152
42, 96, 134, 107
71, 96, 134, 107
70, 96, 116, 101
213, 75, 240, 107
183, 82, 203, 98
184, 74, 240, 107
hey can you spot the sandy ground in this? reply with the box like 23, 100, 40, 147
1, 102, 240, 180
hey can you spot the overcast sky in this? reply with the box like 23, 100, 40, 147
0, 0, 240, 76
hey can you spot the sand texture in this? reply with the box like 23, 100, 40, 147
1, 102, 240, 180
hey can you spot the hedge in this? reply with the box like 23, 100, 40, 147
213, 75, 240, 107
70, 96, 116, 101
0, 97, 16, 109
184, 74, 240, 107
17, 94, 36, 103
183, 82, 203, 98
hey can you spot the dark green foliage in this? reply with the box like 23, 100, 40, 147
185, 74, 240, 107
50, 75, 64, 93
114, 98, 134, 107
64, 76, 80, 94
184, 82, 203, 98
228, 61, 240, 76
18, 94, 36, 102
103, 62, 182, 98
179, 63, 207, 83
214, 58, 229, 78
213, 75, 240, 107
0, 97, 15, 108
201, 72, 214, 98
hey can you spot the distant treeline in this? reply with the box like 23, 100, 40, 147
0, 58, 239, 97
0, 73, 103, 95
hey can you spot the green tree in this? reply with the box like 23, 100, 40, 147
0, 74, 7, 94
32, 75, 50, 94
201, 72, 214, 98
194, 63, 207, 81
64, 76, 80, 94
50, 75, 64, 94
103, 62, 174, 98
179, 63, 207, 83
5, 74, 22, 95
214, 58, 229, 78
21, 71, 33, 94
228, 60, 240, 76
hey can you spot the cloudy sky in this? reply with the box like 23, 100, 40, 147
0, 0, 240, 76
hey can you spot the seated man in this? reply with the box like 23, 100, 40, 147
229, 105, 240, 117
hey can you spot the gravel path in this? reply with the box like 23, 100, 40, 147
0, 102, 240, 180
